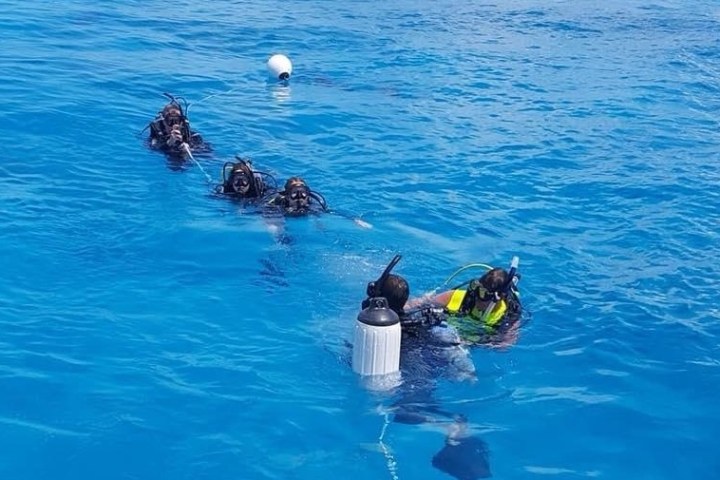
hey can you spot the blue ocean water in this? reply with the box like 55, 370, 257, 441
1, 0, 720, 478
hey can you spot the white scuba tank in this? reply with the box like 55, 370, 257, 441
352, 298, 401, 376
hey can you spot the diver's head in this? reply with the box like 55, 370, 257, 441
474, 268, 508, 301
482, 268, 508, 292
283, 177, 310, 214
465, 268, 508, 318
228, 164, 253, 195
377, 274, 409, 316
162, 104, 184, 127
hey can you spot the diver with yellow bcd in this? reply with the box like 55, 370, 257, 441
421, 256, 522, 345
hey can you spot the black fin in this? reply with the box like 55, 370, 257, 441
432, 431, 491, 480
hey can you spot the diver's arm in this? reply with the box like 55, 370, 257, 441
148, 119, 165, 144
265, 194, 280, 206
487, 320, 520, 349
405, 297, 425, 309
406, 290, 452, 309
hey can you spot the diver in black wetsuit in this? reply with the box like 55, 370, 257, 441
147, 93, 208, 157
264, 177, 328, 217
359, 256, 490, 480
257, 176, 328, 245
217, 157, 278, 200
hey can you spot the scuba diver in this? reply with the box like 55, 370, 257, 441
248, 176, 329, 246
146, 93, 208, 158
360, 255, 477, 382
259, 175, 371, 229
420, 257, 523, 346
217, 157, 278, 200
264, 177, 328, 217
358, 256, 489, 480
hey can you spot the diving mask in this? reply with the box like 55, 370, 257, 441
230, 171, 251, 193
286, 184, 310, 211
468, 279, 499, 303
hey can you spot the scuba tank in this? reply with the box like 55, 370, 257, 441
352, 255, 403, 376
352, 297, 401, 376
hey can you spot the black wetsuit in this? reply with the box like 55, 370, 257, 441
263, 189, 326, 217
397, 307, 476, 399
148, 112, 206, 156
220, 171, 271, 199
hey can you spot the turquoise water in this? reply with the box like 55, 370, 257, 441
2, 0, 719, 478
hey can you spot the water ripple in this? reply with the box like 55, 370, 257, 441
2, 1, 720, 479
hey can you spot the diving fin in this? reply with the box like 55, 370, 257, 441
431, 420, 491, 480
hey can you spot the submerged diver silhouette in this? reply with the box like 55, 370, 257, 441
359, 256, 491, 479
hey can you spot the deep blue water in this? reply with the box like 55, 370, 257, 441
2, 0, 720, 479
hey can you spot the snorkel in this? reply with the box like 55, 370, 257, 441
362, 254, 402, 309
368, 254, 402, 297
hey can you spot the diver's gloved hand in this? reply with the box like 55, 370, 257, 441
167, 126, 184, 147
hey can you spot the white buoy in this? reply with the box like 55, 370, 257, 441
267, 54, 293, 81
352, 298, 402, 376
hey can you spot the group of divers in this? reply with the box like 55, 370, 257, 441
145, 92, 525, 480
146, 93, 328, 218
